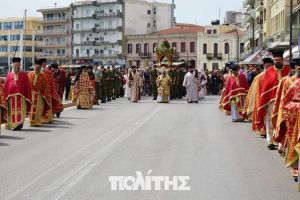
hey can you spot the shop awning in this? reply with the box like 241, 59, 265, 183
283, 46, 299, 59
239, 50, 267, 65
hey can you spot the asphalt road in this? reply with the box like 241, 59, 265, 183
0, 96, 299, 200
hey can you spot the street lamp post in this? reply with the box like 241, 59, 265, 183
243, 13, 255, 55
232, 29, 240, 62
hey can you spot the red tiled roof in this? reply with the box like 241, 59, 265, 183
155, 23, 205, 35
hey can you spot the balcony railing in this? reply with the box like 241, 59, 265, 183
139, 53, 152, 59
206, 53, 222, 60
73, 40, 122, 46
93, 12, 123, 19
42, 17, 68, 23
92, 26, 123, 33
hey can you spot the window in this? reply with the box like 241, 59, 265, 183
213, 43, 218, 55
203, 43, 207, 54
127, 44, 132, 54
24, 46, 32, 52
0, 46, 7, 52
147, 23, 151, 28
190, 42, 195, 53
224, 43, 229, 54
144, 43, 149, 53
0, 23, 2, 30
213, 29, 217, 34
206, 30, 211, 34
10, 46, 19, 52
3, 22, 12, 30
153, 43, 158, 53
172, 42, 177, 52
136, 43, 141, 54
147, 10, 151, 15
203, 63, 207, 70
240, 43, 244, 54
14, 21, 23, 29
181, 42, 186, 53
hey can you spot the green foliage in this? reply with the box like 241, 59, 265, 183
155, 40, 174, 55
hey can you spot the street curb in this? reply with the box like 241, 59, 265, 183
63, 102, 75, 108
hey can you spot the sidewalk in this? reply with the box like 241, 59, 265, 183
62, 99, 74, 108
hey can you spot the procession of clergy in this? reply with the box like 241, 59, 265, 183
0, 56, 206, 132
219, 49, 300, 190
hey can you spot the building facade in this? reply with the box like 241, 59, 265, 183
71, 0, 124, 65
0, 17, 43, 71
197, 25, 245, 70
124, 0, 173, 35
125, 23, 204, 68
38, 7, 72, 65
69, 0, 173, 65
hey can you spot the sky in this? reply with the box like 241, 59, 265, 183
0, 0, 243, 25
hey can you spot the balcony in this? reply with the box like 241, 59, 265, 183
92, 54, 119, 59
40, 43, 69, 48
42, 17, 69, 24
73, 28, 93, 33
254, 0, 263, 12
41, 30, 69, 36
206, 53, 222, 60
41, 54, 69, 59
92, 26, 123, 33
139, 53, 151, 59
72, 15, 94, 20
93, 12, 123, 19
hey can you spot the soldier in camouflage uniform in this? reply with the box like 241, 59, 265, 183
112, 65, 122, 99
173, 67, 179, 99
150, 65, 159, 100
107, 66, 113, 102
168, 66, 176, 100
100, 66, 108, 103
177, 66, 185, 99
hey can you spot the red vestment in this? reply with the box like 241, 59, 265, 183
220, 73, 249, 113
4, 72, 31, 129
256, 66, 290, 130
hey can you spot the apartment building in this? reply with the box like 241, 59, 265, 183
197, 25, 245, 70
70, 0, 173, 65
38, 7, 72, 64
0, 17, 43, 71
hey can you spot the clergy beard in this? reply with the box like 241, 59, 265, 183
275, 62, 283, 69
13, 67, 20, 74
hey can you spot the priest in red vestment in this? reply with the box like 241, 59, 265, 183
256, 50, 290, 150
39, 58, 60, 123
0, 79, 7, 131
4, 57, 31, 131
220, 63, 249, 122
28, 59, 51, 127
281, 70, 300, 185
49, 63, 64, 118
